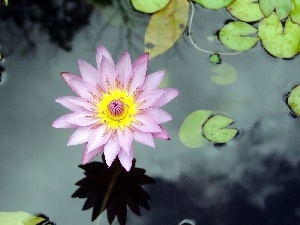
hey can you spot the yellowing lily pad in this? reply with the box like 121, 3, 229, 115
202, 115, 238, 143
145, 0, 189, 59
210, 63, 238, 85
0, 211, 46, 225
193, 0, 236, 9
219, 21, 259, 51
131, 0, 170, 13
287, 85, 300, 116
259, 0, 292, 20
290, 0, 300, 24
227, 0, 264, 22
258, 12, 300, 58
179, 110, 211, 148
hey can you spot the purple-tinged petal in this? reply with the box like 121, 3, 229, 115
133, 130, 155, 148
117, 127, 133, 155
55, 96, 83, 112
67, 97, 97, 111
132, 114, 162, 133
52, 114, 78, 128
152, 126, 170, 140
136, 89, 165, 110
87, 125, 112, 153
116, 51, 132, 89
61, 72, 82, 95
132, 52, 149, 69
65, 112, 98, 126
118, 148, 133, 171
100, 56, 116, 90
129, 61, 147, 95
82, 144, 104, 165
96, 45, 115, 72
142, 71, 165, 91
67, 125, 93, 146
78, 60, 101, 85
152, 88, 179, 108
104, 137, 120, 167
143, 108, 172, 124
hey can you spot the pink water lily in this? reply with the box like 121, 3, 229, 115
52, 45, 179, 171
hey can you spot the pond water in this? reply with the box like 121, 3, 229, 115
1, 1, 300, 225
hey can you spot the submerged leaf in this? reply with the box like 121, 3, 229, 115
193, 0, 236, 9
179, 110, 211, 148
227, 0, 264, 22
202, 115, 238, 143
287, 85, 300, 116
0, 212, 46, 225
258, 12, 300, 58
144, 0, 189, 59
131, 0, 170, 13
210, 63, 238, 85
290, 0, 300, 24
219, 21, 259, 51
259, 0, 292, 20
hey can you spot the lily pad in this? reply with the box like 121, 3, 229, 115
290, 0, 300, 24
131, 0, 170, 13
179, 110, 212, 148
287, 85, 300, 116
219, 21, 259, 51
258, 12, 300, 58
209, 53, 222, 64
202, 115, 238, 143
210, 63, 238, 85
193, 0, 236, 9
227, 0, 265, 22
259, 0, 292, 20
0, 211, 46, 225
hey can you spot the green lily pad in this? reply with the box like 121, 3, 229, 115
193, 0, 236, 9
209, 53, 222, 64
210, 63, 238, 85
258, 12, 300, 58
219, 21, 259, 51
202, 115, 238, 143
227, 0, 265, 22
179, 110, 212, 148
259, 0, 292, 20
287, 85, 300, 116
131, 0, 170, 13
290, 0, 300, 24
0, 211, 46, 225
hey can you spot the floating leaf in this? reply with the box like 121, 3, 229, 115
193, 0, 236, 9
227, 0, 264, 22
209, 53, 222, 64
258, 12, 300, 58
202, 115, 238, 143
259, 0, 292, 20
145, 0, 189, 59
219, 21, 259, 51
0, 212, 46, 225
131, 0, 170, 13
290, 0, 300, 24
210, 63, 238, 85
179, 110, 212, 148
287, 85, 300, 116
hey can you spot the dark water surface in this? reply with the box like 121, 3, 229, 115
1, 1, 300, 225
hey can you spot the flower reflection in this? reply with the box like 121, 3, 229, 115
72, 155, 155, 224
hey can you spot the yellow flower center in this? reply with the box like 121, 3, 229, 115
97, 89, 137, 130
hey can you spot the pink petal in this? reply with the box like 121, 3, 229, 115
118, 148, 133, 171
100, 56, 116, 90
87, 125, 112, 153
67, 125, 93, 146
82, 144, 104, 165
152, 126, 170, 140
132, 52, 149, 69
67, 97, 97, 111
136, 89, 166, 110
143, 108, 172, 124
104, 137, 121, 167
52, 114, 78, 128
117, 127, 133, 155
129, 61, 147, 95
55, 96, 83, 112
116, 51, 132, 89
61, 72, 82, 95
96, 45, 115, 72
133, 130, 155, 148
65, 111, 99, 126
132, 114, 162, 133
152, 88, 179, 108
142, 71, 165, 91
78, 60, 101, 85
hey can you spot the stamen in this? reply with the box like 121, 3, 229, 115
108, 100, 125, 116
